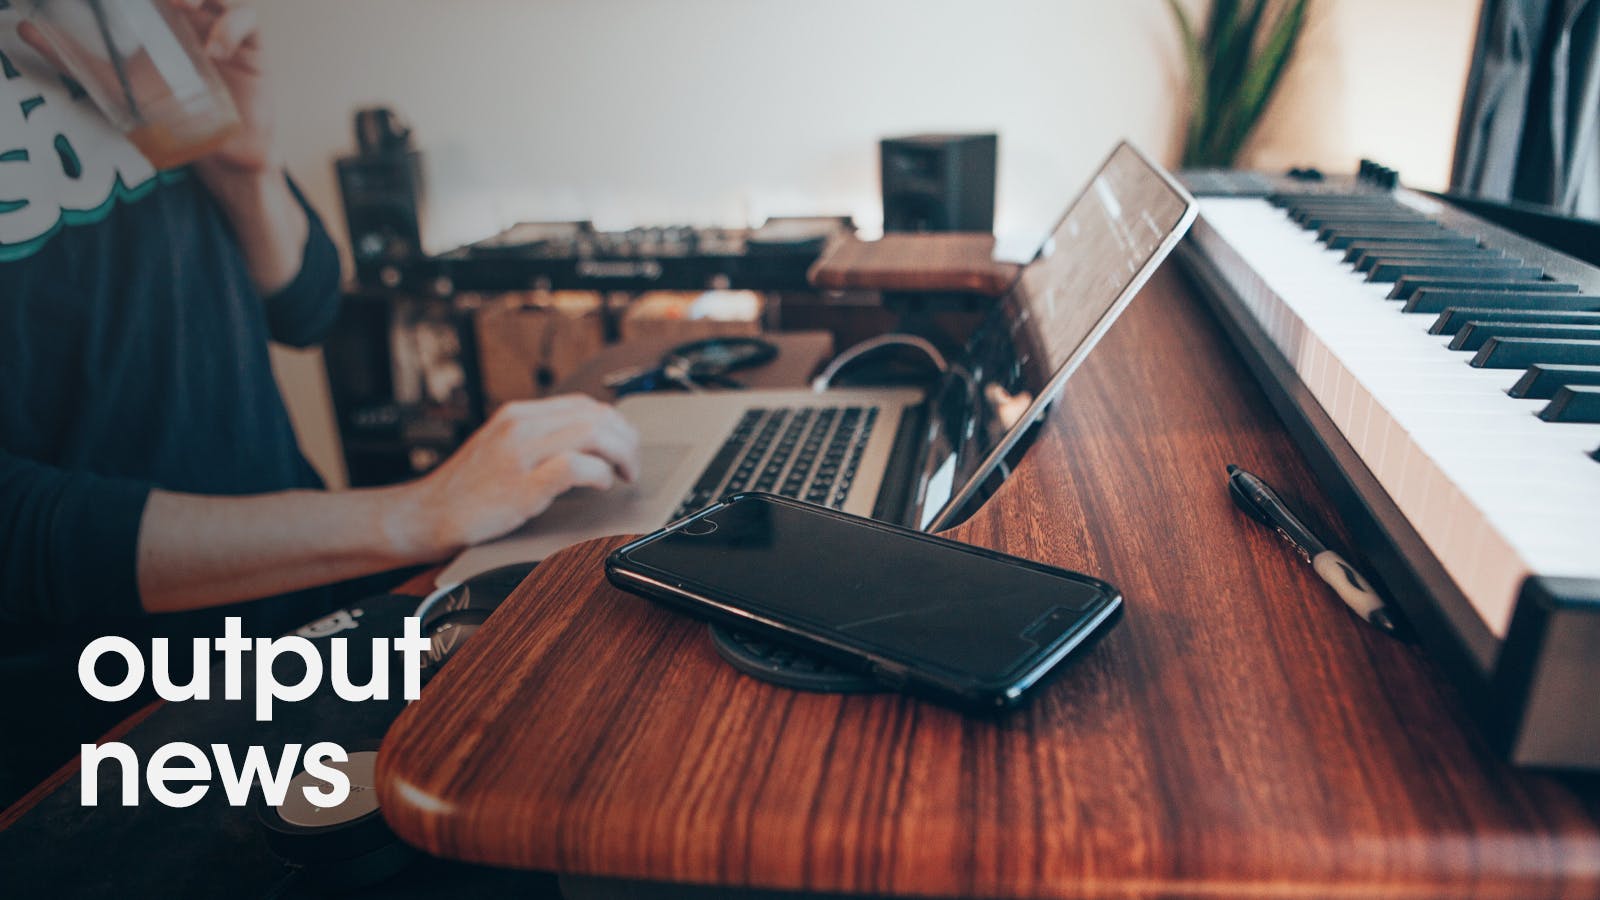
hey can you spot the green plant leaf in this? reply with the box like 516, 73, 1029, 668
1208, 0, 1268, 123
1173, 0, 1310, 167
1204, 0, 1241, 58
1225, 0, 1309, 162
1165, 0, 1210, 164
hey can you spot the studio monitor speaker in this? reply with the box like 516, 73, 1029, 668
880, 133, 997, 233
337, 150, 425, 286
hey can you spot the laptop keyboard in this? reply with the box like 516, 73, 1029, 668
670, 405, 880, 519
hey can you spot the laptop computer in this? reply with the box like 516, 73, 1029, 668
437, 141, 1197, 586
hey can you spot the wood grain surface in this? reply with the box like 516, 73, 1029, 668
376, 267, 1600, 898
808, 234, 1021, 297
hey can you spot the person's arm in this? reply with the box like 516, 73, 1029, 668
2, 396, 638, 623
177, 0, 309, 299
137, 395, 640, 614
0, 454, 150, 626
203, 170, 309, 299
256, 178, 343, 348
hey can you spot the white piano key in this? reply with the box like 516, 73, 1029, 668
1468, 528, 1529, 635
1396, 441, 1428, 516
1374, 415, 1406, 490
1195, 198, 1600, 640
1352, 381, 1376, 456
1330, 358, 1351, 429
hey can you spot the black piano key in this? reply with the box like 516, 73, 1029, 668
1318, 223, 1455, 244
1284, 199, 1406, 220
1430, 308, 1600, 336
1342, 238, 1484, 262
1310, 214, 1447, 230
1286, 194, 1405, 204
1470, 337, 1600, 369
1289, 205, 1401, 219
1305, 214, 1432, 232
1352, 249, 1511, 274
1283, 194, 1398, 205
1369, 262, 1543, 284
1537, 385, 1600, 423
1509, 364, 1600, 399
1350, 242, 1500, 261
1403, 287, 1592, 314
1327, 230, 1472, 250
1296, 202, 1422, 214
1296, 206, 1435, 217
1349, 243, 1503, 264
1286, 204, 1401, 219
1449, 322, 1600, 352
1389, 277, 1575, 301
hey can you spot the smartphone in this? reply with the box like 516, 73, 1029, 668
605, 493, 1122, 712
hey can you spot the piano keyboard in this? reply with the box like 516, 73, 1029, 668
1184, 180, 1600, 655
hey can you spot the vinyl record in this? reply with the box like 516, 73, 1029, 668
255, 744, 415, 892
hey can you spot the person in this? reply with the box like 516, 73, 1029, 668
0, 0, 641, 805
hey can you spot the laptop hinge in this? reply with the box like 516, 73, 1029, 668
871, 402, 929, 527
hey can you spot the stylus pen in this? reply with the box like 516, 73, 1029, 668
1226, 465, 1401, 636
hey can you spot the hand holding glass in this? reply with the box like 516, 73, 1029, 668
25, 0, 241, 170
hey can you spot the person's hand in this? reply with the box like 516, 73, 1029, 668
165, 0, 276, 183
18, 0, 274, 181
392, 395, 643, 559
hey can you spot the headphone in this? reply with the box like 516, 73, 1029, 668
253, 564, 534, 895
254, 742, 413, 897
413, 563, 534, 684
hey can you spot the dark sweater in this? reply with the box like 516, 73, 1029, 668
0, 22, 344, 803
0, 173, 342, 623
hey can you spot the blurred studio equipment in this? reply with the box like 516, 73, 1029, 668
880, 133, 998, 233
1452, 0, 1600, 219
323, 291, 483, 487
337, 107, 427, 288
395, 217, 852, 298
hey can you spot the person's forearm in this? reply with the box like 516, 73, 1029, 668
204, 170, 310, 297
135, 396, 643, 615
135, 485, 443, 615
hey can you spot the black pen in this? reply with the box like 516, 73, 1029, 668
1226, 465, 1399, 635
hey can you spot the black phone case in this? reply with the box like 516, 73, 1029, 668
605, 493, 1123, 713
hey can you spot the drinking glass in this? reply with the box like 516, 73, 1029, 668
26, 0, 241, 170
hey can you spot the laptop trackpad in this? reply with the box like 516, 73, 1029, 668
435, 442, 698, 586
617, 441, 694, 501
526, 440, 691, 520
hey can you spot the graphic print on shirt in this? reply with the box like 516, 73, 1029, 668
0, 19, 173, 263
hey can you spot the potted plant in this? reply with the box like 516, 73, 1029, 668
1168, 0, 1311, 167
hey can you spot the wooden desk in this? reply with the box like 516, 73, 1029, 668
376, 267, 1600, 898
808, 233, 1021, 297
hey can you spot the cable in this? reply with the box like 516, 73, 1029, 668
811, 334, 949, 392
413, 580, 459, 623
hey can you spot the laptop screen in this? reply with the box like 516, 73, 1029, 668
916, 142, 1196, 531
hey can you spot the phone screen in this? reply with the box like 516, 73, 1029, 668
615, 496, 1118, 687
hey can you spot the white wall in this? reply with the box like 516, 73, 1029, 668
1247, 0, 1482, 188
258, 0, 1482, 486
260, 0, 1191, 259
